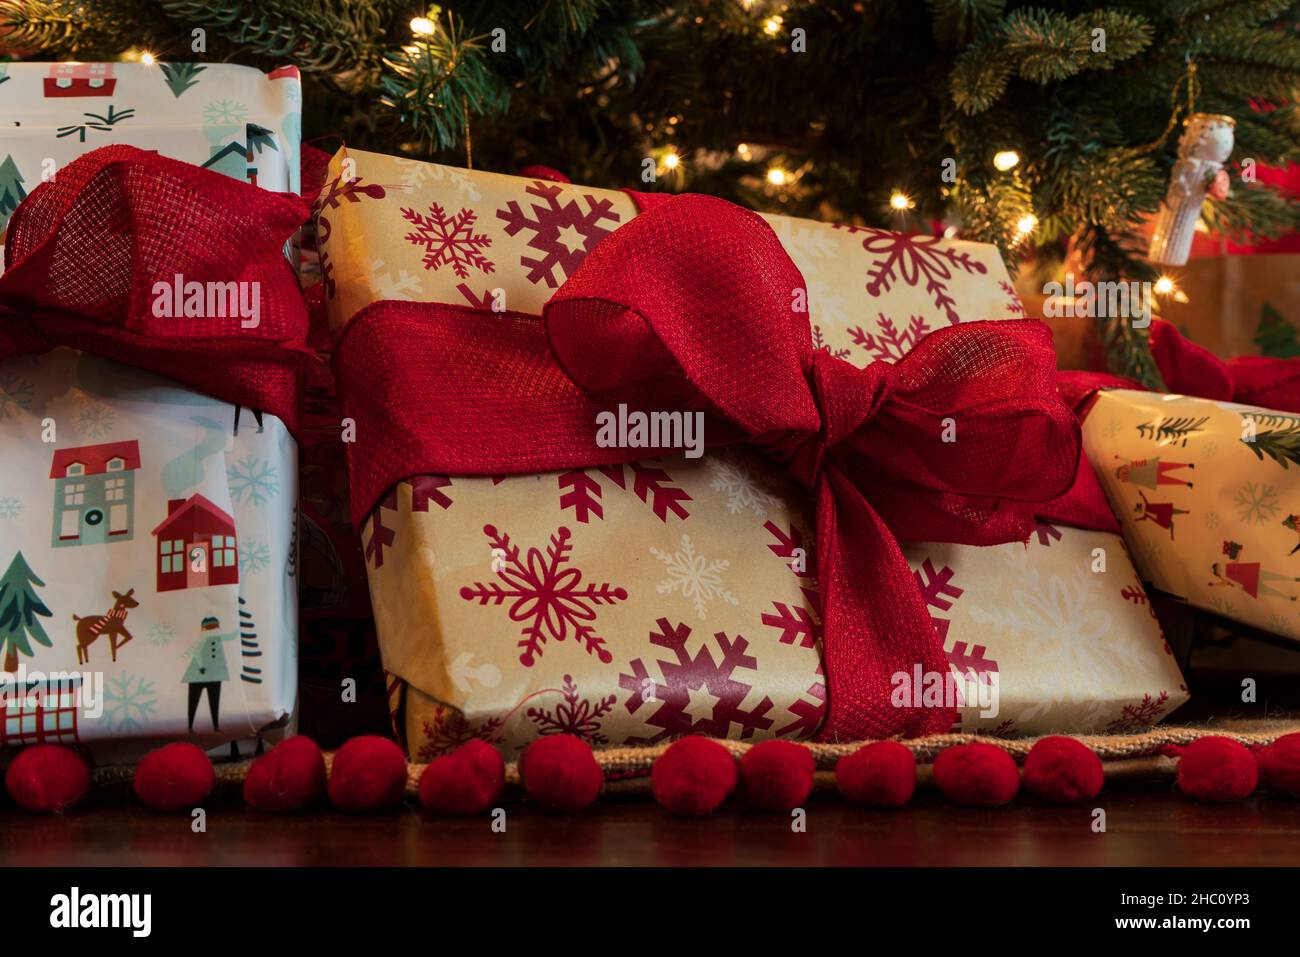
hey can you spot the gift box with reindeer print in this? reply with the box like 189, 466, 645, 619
0, 349, 297, 761
1085, 388, 1300, 644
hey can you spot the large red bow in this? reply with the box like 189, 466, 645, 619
0, 146, 313, 429
334, 194, 1081, 741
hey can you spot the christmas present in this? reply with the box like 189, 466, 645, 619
0, 61, 301, 248
314, 148, 1026, 348
314, 146, 1186, 756
0, 147, 311, 759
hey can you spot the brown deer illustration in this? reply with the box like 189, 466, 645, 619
73, 589, 139, 665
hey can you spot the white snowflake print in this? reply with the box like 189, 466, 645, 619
228, 456, 280, 506
77, 403, 116, 438
103, 673, 159, 732
203, 98, 248, 125
239, 538, 271, 575
0, 496, 21, 519
0, 372, 34, 420
394, 158, 483, 201
650, 534, 739, 620
368, 257, 423, 299
1234, 480, 1279, 525
767, 216, 854, 329
1203, 510, 1220, 530
1201, 439, 1219, 460
1102, 419, 1122, 440
708, 453, 778, 518
401, 202, 495, 278
147, 623, 176, 648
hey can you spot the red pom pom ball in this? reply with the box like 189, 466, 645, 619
419, 739, 506, 816
1258, 732, 1300, 799
328, 735, 408, 812
133, 742, 215, 812
1177, 736, 1258, 803
520, 734, 603, 812
1022, 736, 1104, 804
739, 740, 814, 811
244, 736, 327, 812
933, 742, 1019, 807
5, 744, 90, 814
651, 737, 738, 816
835, 741, 915, 807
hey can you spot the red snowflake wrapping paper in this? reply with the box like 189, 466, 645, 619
321, 148, 1185, 753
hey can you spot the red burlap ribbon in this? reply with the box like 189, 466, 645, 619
0, 146, 313, 429
334, 193, 1081, 741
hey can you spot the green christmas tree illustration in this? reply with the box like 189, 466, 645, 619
160, 61, 205, 98
0, 154, 26, 235
0, 551, 53, 673
1254, 302, 1300, 359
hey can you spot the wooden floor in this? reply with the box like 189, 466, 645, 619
5, 788, 1300, 866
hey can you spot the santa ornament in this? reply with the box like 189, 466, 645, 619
1148, 111, 1236, 267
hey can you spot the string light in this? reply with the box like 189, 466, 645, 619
737, 143, 751, 159
763, 15, 783, 35
767, 166, 789, 186
661, 150, 681, 171
410, 16, 436, 36
1154, 276, 1176, 296
890, 191, 913, 211
140, 52, 156, 66
1016, 213, 1038, 235
993, 150, 1020, 171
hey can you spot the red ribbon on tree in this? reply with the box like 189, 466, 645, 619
333, 193, 1082, 741
0, 146, 314, 430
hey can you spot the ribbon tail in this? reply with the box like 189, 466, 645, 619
814, 469, 955, 741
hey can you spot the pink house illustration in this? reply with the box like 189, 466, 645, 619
151, 494, 239, 593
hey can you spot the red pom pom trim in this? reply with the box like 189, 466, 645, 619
244, 736, 327, 812
133, 742, 215, 812
1177, 736, 1258, 803
652, 737, 738, 816
328, 735, 408, 812
835, 741, 915, 807
1258, 732, 1300, 799
419, 739, 506, 816
520, 734, 603, 812
933, 742, 1020, 807
1022, 736, 1103, 804
4, 744, 90, 814
739, 740, 814, 811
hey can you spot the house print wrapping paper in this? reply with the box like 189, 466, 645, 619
1084, 387, 1300, 643
324, 149, 1187, 754
0, 62, 301, 249
0, 349, 297, 760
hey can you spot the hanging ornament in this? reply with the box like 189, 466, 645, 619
1144, 61, 1236, 267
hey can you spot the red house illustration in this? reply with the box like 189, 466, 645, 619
151, 494, 239, 593
44, 63, 117, 98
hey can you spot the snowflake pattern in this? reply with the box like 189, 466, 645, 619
526, 674, 617, 745
496, 181, 620, 287
239, 538, 271, 575
0, 497, 21, 519
459, 524, 628, 667
833, 226, 988, 324
1203, 510, 1221, 530
203, 98, 247, 125
1102, 419, 1122, 441
619, 618, 775, 745
708, 453, 778, 517
146, 623, 175, 648
0, 372, 34, 420
1234, 480, 1279, 525
1105, 691, 1171, 733
650, 534, 739, 620
401, 202, 495, 278
368, 257, 423, 299
228, 456, 280, 506
850, 314, 931, 362
811, 325, 851, 360
769, 215, 855, 329
417, 704, 505, 761
999, 280, 1028, 316
394, 158, 483, 201
76, 403, 115, 438
102, 673, 158, 732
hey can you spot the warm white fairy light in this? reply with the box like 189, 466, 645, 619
993, 150, 1020, 171
763, 15, 783, 35
767, 165, 789, 186
661, 150, 681, 170
410, 16, 436, 36
890, 191, 913, 211
1016, 213, 1038, 235
1154, 276, 1176, 296
139, 51, 156, 66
